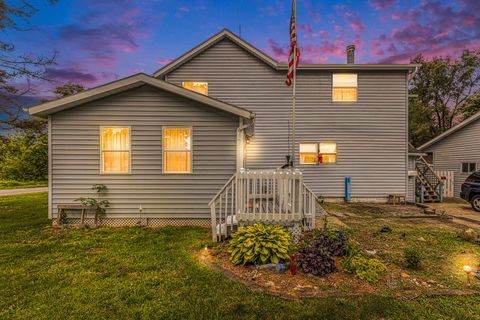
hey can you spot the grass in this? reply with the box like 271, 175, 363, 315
1, 193, 480, 319
0, 180, 47, 189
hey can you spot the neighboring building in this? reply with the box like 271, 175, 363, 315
29, 29, 416, 225
418, 111, 480, 197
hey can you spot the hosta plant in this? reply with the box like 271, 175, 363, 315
228, 224, 291, 265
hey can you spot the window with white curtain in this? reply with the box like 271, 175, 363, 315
332, 74, 357, 102
101, 127, 130, 174
163, 127, 192, 173
299, 143, 318, 164
319, 142, 337, 163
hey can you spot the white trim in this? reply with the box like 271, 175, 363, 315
99, 126, 132, 175
48, 115, 52, 220
28, 74, 254, 120
419, 110, 480, 150
162, 126, 193, 174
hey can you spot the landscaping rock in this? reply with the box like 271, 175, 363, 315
365, 249, 377, 256
460, 228, 479, 242
418, 237, 426, 242
400, 272, 410, 279
380, 226, 392, 233
426, 279, 436, 285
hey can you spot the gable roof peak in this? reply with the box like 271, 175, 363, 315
418, 110, 480, 150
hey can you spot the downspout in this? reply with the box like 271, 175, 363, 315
406, 66, 419, 202
236, 115, 255, 171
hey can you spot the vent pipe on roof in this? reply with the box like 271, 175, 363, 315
346, 45, 355, 64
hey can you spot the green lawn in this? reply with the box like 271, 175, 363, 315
0, 180, 47, 189
1, 193, 480, 320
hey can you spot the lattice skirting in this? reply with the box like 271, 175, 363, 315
53, 217, 210, 228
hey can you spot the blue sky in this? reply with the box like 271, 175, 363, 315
6, 0, 480, 97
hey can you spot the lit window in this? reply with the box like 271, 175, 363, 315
299, 143, 318, 164
462, 162, 477, 173
101, 127, 130, 174
182, 82, 208, 95
319, 142, 337, 164
332, 74, 357, 102
163, 128, 192, 173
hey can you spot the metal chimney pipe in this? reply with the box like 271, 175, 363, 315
346, 45, 355, 64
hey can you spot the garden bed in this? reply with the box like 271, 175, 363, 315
198, 203, 480, 300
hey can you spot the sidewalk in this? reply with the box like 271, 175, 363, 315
0, 187, 48, 196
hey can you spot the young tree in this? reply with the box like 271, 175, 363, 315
0, 0, 57, 130
409, 50, 480, 145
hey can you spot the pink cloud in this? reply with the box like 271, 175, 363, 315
157, 59, 174, 65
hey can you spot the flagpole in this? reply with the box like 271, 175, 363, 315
291, 0, 297, 167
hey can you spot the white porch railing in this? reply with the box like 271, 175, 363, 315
209, 169, 321, 242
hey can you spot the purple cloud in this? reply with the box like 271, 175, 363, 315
369, 0, 396, 10
45, 68, 98, 84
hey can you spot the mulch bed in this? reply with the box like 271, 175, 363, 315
196, 244, 479, 300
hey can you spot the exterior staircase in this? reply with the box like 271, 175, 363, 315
415, 157, 444, 203
209, 168, 322, 242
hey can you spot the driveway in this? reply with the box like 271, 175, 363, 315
0, 187, 48, 196
431, 200, 480, 229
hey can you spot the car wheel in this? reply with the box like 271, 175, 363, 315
472, 195, 480, 212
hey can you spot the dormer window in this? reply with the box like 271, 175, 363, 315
182, 82, 208, 95
332, 74, 357, 102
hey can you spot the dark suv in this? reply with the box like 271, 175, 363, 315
461, 171, 480, 212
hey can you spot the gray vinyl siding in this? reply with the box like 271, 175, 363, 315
164, 39, 408, 199
50, 85, 239, 218
424, 118, 480, 197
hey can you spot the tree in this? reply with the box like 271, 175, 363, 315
0, 0, 57, 130
54, 82, 85, 98
409, 50, 480, 145
461, 92, 480, 118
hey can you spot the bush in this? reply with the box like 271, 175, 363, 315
296, 230, 349, 276
228, 224, 291, 265
0, 132, 47, 181
404, 247, 422, 269
308, 229, 349, 257
343, 255, 387, 283
297, 246, 337, 276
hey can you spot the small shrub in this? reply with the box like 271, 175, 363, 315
404, 247, 422, 269
302, 229, 349, 256
297, 246, 337, 276
343, 255, 387, 283
228, 224, 291, 265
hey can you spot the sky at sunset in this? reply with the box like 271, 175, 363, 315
7, 0, 480, 98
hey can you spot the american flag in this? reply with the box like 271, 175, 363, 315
285, 0, 300, 86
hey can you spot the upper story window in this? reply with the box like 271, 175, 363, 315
182, 82, 208, 95
332, 74, 357, 102
462, 162, 477, 173
163, 127, 192, 173
101, 127, 130, 174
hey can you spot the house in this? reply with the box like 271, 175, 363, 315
29, 29, 416, 229
418, 110, 480, 198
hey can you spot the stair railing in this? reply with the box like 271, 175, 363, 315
209, 169, 320, 242
415, 157, 444, 203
